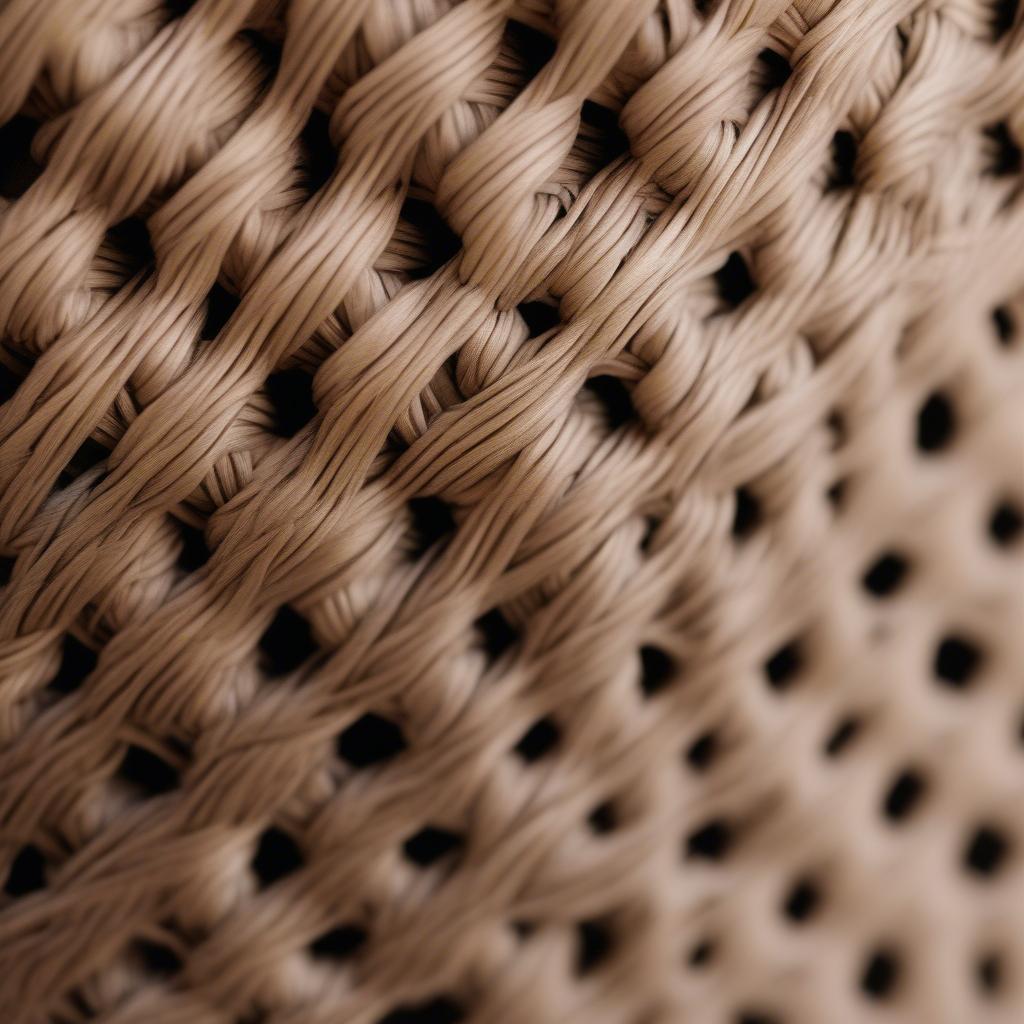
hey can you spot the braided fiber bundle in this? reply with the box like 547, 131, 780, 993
1, 0, 1023, 1021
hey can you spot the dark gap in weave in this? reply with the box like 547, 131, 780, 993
164, 0, 199, 16
829, 130, 858, 189
579, 100, 630, 163
337, 712, 407, 768
882, 768, 927, 822
116, 744, 179, 796
983, 122, 1022, 177
963, 824, 1009, 878
933, 634, 983, 689
736, 1011, 782, 1024
584, 374, 637, 430
640, 515, 662, 553
0, 554, 13, 585
0, 116, 43, 198
265, 367, 317, 437
47, 633, 98, 696
714, 251, 757, 308
514, 717, 560, 762
505, 19, 557, 83
587, 800, 617, 835
763, 640, 802, 692
134, 938, 183, 976
4, 844, 46, 897
755, 48, 791, 90
639, 644, 676, 698
915, 391, 955, 452
376, 997, 464, 1024
403, 826, 463, 868
518, 299, 561, 337
105, 217, 154, 275
825, 477, 847, 510
782, 876, 821, 923
989, 499, 1023, 546
861, 550, 910, 597
298, 108, 337, 194
991, 305, 1016, 346
401, 197, 462, 278
823, 715, 861, 757
0, 351, 30, 406
310, 923, 367, 962
732, 485, 761, 538
688, 938, 715, 968
59, 436, 108, 486
407, 495, 456, 558
202, 281, 241, 340
510, 920, 536, 941
175, 519, 211, 572
259, 605, 317, 676
575, 919, 614, 975
685, 819, 733, 861
252, 826, 304, 887
976, 952, 1003, 995
992, 0, 1020, 39
240, 26, 284, 77
685, 731, 718, 772
860, 947, 901, 1000
475, 607, 518, 660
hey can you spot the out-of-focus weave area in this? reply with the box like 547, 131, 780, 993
0, 1, 1022, 1022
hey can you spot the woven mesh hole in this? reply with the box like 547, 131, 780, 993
376, 995, 464, 1024
513, 717, 560, 763
988, 499, 1022, 546
265, 367, 317, 438
309, 923, 367, 962
992, 305, 1016, 346
714, 251, 758, 309
116, 744, 180, 797
336, 713, 407, 769
0, 116, 43, 198
976, 951, 1003, 995
406, 496, 457, 559
402, 826, 463, 868
963, 824, 1010, 878
582, 374, 639, 432
861, 550, 911, 597
823, 715, 862, 757
517, 300, 561, 338
685, 818, 733, 862
763, 639, 803, 692
475, 608, 518, 661
251, 826, 304, 888
133, 938, 183, 977
47, 633, 98, 696
933, 634, 984, 689
685, 730, 719, 772
781, 876, 821, 923
638, 644, 676, 698
175, 519, 211, 573
4, 844, 46, 898
201, 282, 241, 341
860, 947, 902, 1000
258, 605, 317, 677
575, 918, 615, 975
732, 487, 762, 539
298, 108, 336, 195
982, 122, 1022, 177
915, 391, 956, 453
882, 768, 928, 822
829, 130, 858, 189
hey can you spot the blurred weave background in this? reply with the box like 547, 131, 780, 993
0, 0, 1022, 1022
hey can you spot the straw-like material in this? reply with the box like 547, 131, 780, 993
1, 1, 1022, 1022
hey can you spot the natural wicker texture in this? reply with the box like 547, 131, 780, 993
0, 1, 1022, 1022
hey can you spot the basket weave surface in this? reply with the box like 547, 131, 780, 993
0, 1, 1023, 1022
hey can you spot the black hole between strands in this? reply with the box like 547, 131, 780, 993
763, 640, 802, 692
714, 251, 757, 308
861, 948, 901, 1000
584, 374, 637, 430
989, 501, 1023, 546
265, 368, 317, 438
259, 605, 317, 677
514, 717, 560, 763
976, 952, 1002, 995
403, 827, 463, 868
686, 819, 733, 862
883, 769, 927, 822
732, 487, 761, 538
407, 496, 456, 559
992, 306, 1016, 346
518, 299, 561, 338
783, 877, 820, 923
505, 19, 557, 82
964, 825, 1009, 878
575, 919, 614, 975
688, 939, 714, 967
934, 635, 983, 689
826, 478, 847, 509
4, 844, 45, 897
639, 644, 675, 698
134, 939, 183, 975
0, 554, 13, 586
0, 116, 43, 198
117, 745, 179, 796
337, 713, 407, 768
993, 0, 1020, 39
756, 48, 791, 90
401, 197, 462, 279
861, 551, 910, 597
0, 361, 24, 407
915, 391, 955, 453
48, 633, 98, 696
587, 801, 617, 835
176, 520, 211, 572
105, 217, 155, 274
983, 122, 1022, 177
202, 281, 240, 340
310, 924, 367, 962
736, 1011, 782, 1024
824, 716, 861, 757
580, 100, 630, 163
511, 920, 536, 940
830, 130, 858, 189
686, 731, 718, 772
63, 436, 108, 482
299, 107, 337, 194
475, 608, 518, 660
252, 826, 304, 887
376, 996, 465, 1024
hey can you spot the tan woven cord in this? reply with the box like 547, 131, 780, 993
1, 0, 1023, 1022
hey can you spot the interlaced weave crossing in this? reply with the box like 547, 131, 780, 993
0, 1, 1022, 1022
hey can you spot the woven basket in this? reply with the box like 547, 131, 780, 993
1, 1, 1022, 1022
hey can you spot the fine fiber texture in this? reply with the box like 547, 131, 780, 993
0, 0, 1022, 1022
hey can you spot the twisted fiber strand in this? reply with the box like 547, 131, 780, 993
1, 0, 1023, 1023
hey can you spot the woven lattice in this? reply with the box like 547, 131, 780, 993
1, 1, 1022, 1022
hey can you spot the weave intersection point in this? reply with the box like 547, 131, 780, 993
0, 0, 1022, 1022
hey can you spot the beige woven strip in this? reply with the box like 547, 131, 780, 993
0, 1, 1022, 1022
